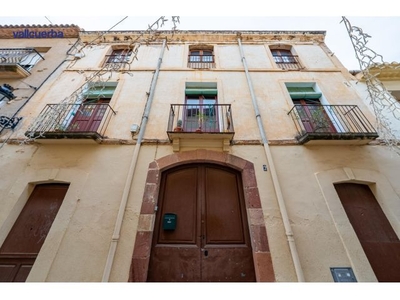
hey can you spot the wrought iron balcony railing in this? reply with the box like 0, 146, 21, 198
167, 103, 234, 138
25, 103, 116, 140
287, 104, 379, 144
0, 48, 44, 77
187, 55, 215, 69
273, 54, 302, 70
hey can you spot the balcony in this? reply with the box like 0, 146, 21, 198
273, 54, 302, 70
288, 104, 379, 145
25, 103, 116, 142
187, 55, 215, 69
0, 48, 43, 78
167, 104, 234, 151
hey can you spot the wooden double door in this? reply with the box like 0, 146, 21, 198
147, 164, 255, 282
294, 99, 336, 133
68, 99, 110, 132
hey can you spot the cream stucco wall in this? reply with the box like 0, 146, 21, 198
2, 141, 399, 282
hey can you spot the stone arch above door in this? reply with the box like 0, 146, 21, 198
129, 149, 275, 282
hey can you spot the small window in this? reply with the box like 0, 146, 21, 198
188, 46, 215, 69
104, 48, 132, 65
270, 46, 301, 70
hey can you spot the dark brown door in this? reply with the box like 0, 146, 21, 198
69, 99, 110, 132
147, 164, 255, 282
294, 99, 336, 133
334, 183, 400, 282
0, 183, 69, 282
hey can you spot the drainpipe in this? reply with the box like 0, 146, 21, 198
102, 39, 167, 282
238, 37, 305, 282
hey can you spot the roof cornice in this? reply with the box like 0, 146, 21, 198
79, 30, 326, 44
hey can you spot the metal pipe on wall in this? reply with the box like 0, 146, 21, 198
102, 39, 167, 282
237, 37, 305, 282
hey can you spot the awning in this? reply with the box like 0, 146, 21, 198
185, 88, 218, 95
287, 86, 322, 99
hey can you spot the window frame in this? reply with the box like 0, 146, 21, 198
104, 47, 133, 66
188, 46, 215, 69
270, 46, 302, 70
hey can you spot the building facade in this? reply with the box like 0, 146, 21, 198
351, 63, 400, 140
0, 26, 399, 282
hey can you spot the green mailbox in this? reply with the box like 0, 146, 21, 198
163, 213, 177, 230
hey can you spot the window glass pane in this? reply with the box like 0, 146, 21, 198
202, 99, 216, 105
190, 56, 200, 62
108, 49, 132, 63
186, 98, 200, 104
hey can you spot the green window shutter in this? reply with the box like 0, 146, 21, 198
84, 83, 117, 99
185, 82, 217, 96
287, 86, 322, 99
185, 88, 217, 95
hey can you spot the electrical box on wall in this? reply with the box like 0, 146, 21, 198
163, 213, 177, 231
130, 124, 139, 135
330, 267, 357, 282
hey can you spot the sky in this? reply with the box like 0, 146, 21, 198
1, 2, 399, 71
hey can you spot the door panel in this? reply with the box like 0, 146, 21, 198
69, 99, 110, 132
147, 164, 255, 282
201, 247, 255, 282
0, 257, 35, 282
156, 167, 199, 244
295, 99, 336, 133
334, 183, 400, 282
0, 183, 69, 282
147, 167, 201, 281
202, 167, 255, 282
204, 167, 245, 243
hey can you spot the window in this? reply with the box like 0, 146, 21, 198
270, 46, 301, 70
63, 82, 117, 132
105, 48, 132, 65
184, 82, 218, 132
286, 83, 337, 133
188, 46, 215, 69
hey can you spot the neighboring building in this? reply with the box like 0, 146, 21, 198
351, 63, 400, 140
0, 27, 399, 283
0, 24, 80, 136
